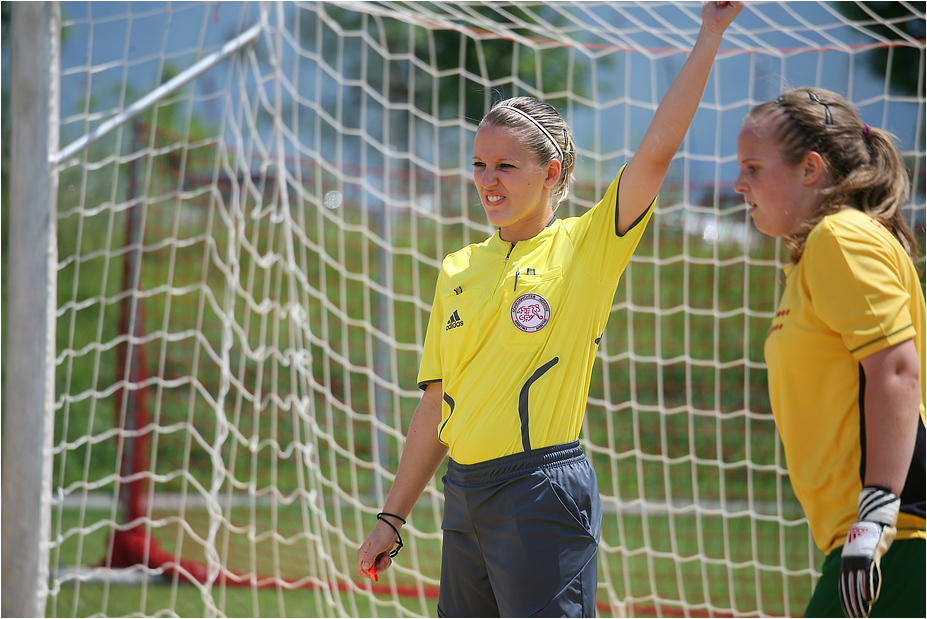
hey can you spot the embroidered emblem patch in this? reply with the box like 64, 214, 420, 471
510, 293, 551, 333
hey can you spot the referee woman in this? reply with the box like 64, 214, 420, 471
357, 3, 742, 616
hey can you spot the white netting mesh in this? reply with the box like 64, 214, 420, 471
48, 1, 924, 617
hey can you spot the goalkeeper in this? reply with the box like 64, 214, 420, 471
356, 2, 741, 616
734, 87, 925, 618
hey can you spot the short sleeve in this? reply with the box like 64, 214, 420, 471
803, 219, 915, 359
417, 272, 445, 389
575, 164, 654, 283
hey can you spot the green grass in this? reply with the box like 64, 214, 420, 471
49, 578, 423, 618
49, 496, 816, 617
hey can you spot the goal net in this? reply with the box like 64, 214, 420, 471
41, 1, 924, 617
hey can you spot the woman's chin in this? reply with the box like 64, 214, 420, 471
484, 212, 508, 228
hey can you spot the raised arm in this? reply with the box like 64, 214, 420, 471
617, 1, 742, 234
357, 381, 448, 580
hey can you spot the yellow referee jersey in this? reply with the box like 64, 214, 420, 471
765, 207, 926, 553
418, 166, 653, 464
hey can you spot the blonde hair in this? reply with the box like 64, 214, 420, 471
481, 96, 576, 209
744, 87, 918, 264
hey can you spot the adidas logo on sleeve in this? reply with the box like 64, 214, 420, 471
445, 310, 464, 331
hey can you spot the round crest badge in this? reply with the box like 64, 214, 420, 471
510, 293, 551, 333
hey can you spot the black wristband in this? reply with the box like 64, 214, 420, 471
377, 511, 407, 525
376, 512, 404, 557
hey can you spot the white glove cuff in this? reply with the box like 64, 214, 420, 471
857, 485, 900, 525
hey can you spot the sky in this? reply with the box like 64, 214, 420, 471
10, 1, 924, 210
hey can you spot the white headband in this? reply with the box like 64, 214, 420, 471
493, 104, 564, 160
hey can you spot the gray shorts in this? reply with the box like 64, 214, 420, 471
437, 441, 602, 617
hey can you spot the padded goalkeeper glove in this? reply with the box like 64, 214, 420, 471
838, 485, 900, 618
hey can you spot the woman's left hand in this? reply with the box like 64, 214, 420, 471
701, 1, 744, 36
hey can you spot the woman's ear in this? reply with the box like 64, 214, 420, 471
544, 159, 562, 188
802, 151, 827, 186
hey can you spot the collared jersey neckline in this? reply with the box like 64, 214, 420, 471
491, 215, 559, 253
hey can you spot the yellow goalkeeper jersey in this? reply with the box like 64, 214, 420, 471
417, 166, 653, 464
765, 207, 926, 553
